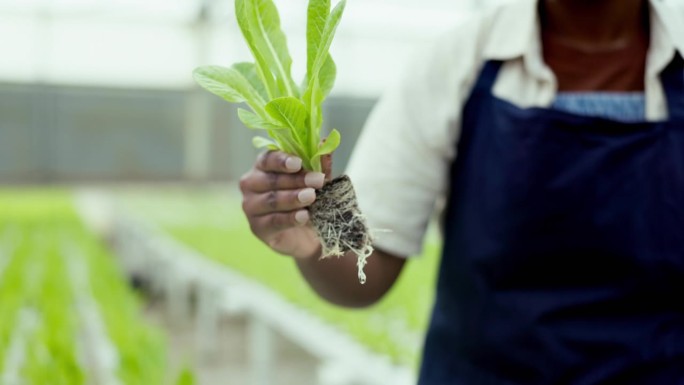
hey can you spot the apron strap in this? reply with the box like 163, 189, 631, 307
660, 53, 684, 121
474, 61, 504, 93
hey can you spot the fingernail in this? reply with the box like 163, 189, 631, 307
304, 172, 325, 189
285, 157, 302, 172
298, 188, 316, 204
295, 210, 309, 225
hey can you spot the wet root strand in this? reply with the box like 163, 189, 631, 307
309, 175, 374, 284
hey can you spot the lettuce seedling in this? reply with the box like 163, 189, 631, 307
193, 0, 345, 173
193, 0, 374, 283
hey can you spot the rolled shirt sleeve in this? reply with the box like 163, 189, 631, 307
345, 22, 482, 258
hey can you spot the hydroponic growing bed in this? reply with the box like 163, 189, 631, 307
0, 190, 181, 385
116, 188, 441, 368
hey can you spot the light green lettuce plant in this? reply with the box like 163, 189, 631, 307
0, 193, 179, 385
193, 0, 346, 172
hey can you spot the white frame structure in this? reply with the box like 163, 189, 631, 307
76, 190, 416, 385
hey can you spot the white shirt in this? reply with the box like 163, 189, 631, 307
346, 0, 684, 258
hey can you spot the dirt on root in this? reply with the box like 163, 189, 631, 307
309, 175, 374, 283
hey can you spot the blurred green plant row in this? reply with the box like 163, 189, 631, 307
119, 189, 441, 369
0, 191, 184, 385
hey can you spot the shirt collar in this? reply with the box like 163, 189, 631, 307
482, 0, 538, 61
650, 0, 684, 59
482, 0, 684, 63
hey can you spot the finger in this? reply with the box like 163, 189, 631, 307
242, 188, 317, 216
321, 154, 333, 182
250, 210, 310, 236
256, 151, 302, 173
240, 170, 326, 193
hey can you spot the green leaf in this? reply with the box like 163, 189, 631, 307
302, 0, 344, 156
238, 108, 286, 130
194, 0, 347, 172
307, 0, 330, 77
305, 0, 337, 97
269, 130, 309, 165
252, 136, 280, 150
265, 97, 309, 146
311, 128, 341, 172
235, 0, 278, 99
193, 66, 267, 116
318, 54, 337, 98
303, 75, 324, 153
233, 62, 268, 101
192, 67, 244, 103
315, 128, 341, 157
245, 0, 299, 98
301, 55, 336, 101
311, 0, 346, 76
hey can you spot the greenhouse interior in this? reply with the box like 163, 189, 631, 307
5, 0, 684, 384
1, 0, 503, 384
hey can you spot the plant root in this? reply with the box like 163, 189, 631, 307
309, 175, 374, 284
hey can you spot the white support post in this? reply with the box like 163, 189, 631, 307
248, 315, 274, 385
195, 283, 222, 359
184, 5, 213, 181
222, 287, 249, 315
146, 241, 169, 299
165, 265, 192, 327
184, 90, 213, 181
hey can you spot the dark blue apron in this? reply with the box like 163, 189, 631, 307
418, 56, 684, 384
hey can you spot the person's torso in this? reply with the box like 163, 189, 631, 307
418, 56, 684, 384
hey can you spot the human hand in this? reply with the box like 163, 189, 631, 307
239, 151, 331, 259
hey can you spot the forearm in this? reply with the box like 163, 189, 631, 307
295, 247, 406, 308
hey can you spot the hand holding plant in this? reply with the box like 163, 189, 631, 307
193, 0, 373, 283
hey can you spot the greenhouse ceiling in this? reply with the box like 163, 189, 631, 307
0, 0, 478, 96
